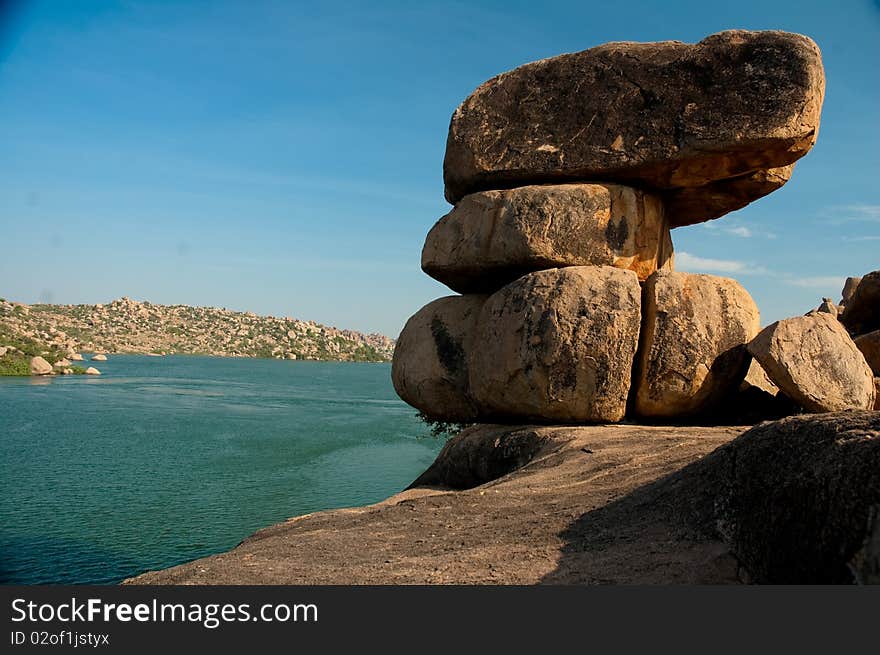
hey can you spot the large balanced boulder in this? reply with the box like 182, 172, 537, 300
29, 356, 53, 375
700, 412, 880, 583
854, 330, 880, 375
841, 269, 879, 336
469, 266, 641, 423
391, 295, 487, 422
748, 313, 876, 412
422, 183, 672, 294
443, 30, 824, 226
634, 271, 760, 418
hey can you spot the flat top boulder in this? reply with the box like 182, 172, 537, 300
444, 30, 824, 224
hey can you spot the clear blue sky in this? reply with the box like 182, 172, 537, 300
1, 0, 878, 337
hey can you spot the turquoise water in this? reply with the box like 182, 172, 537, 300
0, 356, 442, 584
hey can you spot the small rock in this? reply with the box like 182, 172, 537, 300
91, 354, 108, 361
816, 298, 838, 316
54, 358, 71, 368
70, 353, 84, 361
0, 346, 7, 357
84, 367, 101, 375
740, 358, 779, 396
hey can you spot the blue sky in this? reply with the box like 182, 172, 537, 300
1, 0, 878, 336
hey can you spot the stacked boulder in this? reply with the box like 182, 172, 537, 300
393, 30, 832, 424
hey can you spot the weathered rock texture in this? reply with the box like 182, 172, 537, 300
422, 184, 672, 294
697, 412, 880, 583
748, 313, 876, 412
634, 271, 760, 417
443, 30, 824, 226
392, 295, 487, 422
841, 270, 879, 336
469, 266, 642, 422
127, 413, 879, 585
854, 330, 880, 375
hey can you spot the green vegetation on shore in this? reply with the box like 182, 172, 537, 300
0, 324, 80, 376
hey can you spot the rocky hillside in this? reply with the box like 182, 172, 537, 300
0, 296, 394, 362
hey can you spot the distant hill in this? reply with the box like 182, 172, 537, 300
0, 296, 395, 362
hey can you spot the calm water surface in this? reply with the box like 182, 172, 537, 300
0, 356, 441, 584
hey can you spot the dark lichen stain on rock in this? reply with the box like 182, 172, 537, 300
605, 215, 629, 250
430, 316, 466, 377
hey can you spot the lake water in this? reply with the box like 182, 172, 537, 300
0, 356, 442, 584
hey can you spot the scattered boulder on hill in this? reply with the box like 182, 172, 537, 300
391, 295, 487, 422
29, 356, 53, 375
422, 183, 672, 294
91, 354, 108, 361
841, 269, 879, 336
443, 30, 824, 226
747, 313, 875, 412
469, 266, 642, 423
854, 330, 880, 375
634, 271, 760, 418
0, 346, 7, 357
